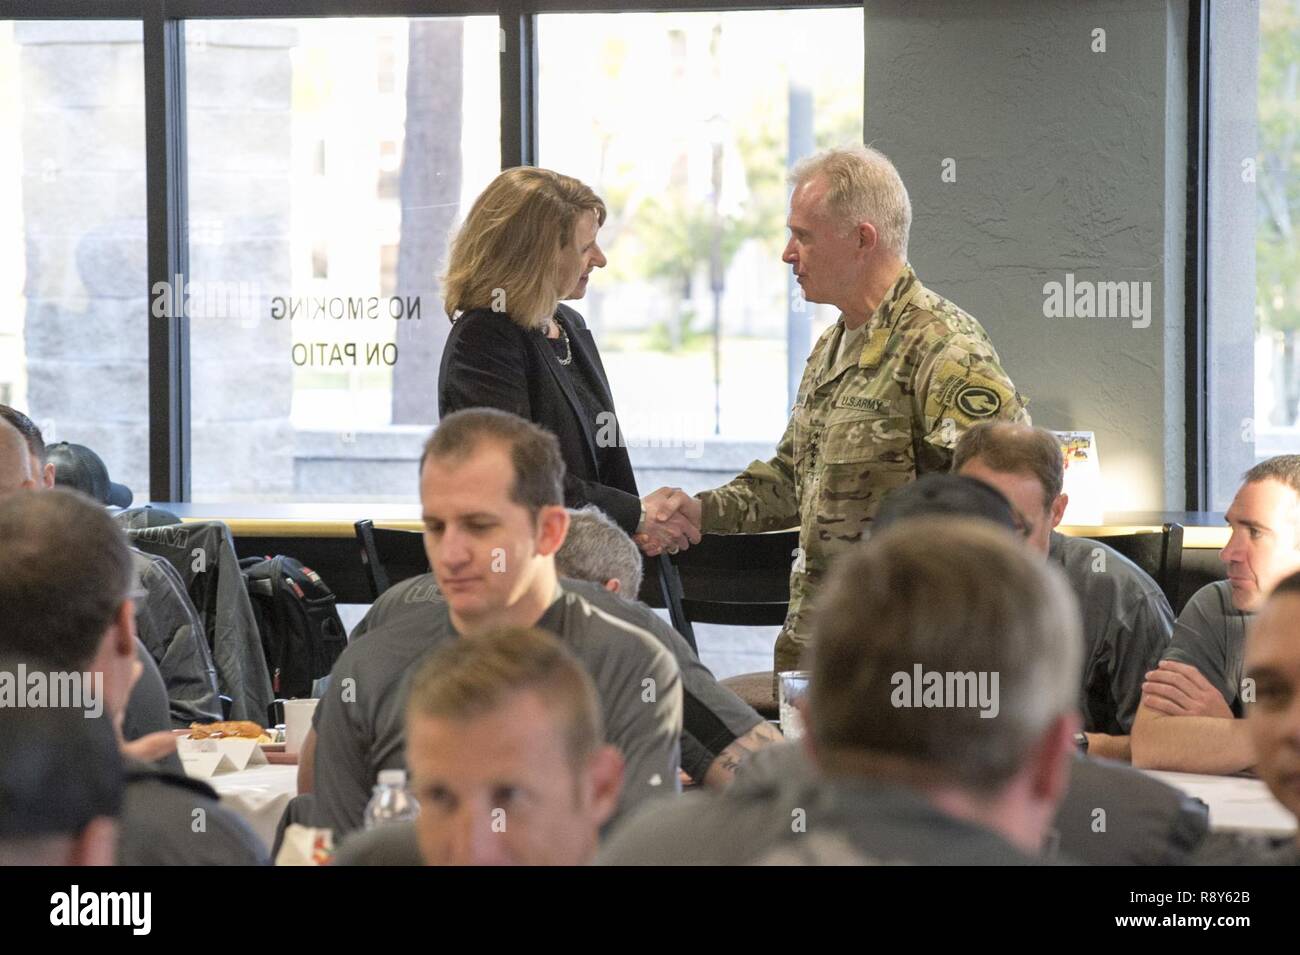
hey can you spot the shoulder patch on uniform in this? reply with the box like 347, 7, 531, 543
954, 383, 1002, 418
927, 358, 1018, 429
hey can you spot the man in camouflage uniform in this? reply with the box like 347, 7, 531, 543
641, 145, 1028, 675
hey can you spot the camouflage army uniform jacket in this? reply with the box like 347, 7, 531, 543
696, 265, 1030, 674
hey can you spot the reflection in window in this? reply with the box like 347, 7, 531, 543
185, 17, 500, 502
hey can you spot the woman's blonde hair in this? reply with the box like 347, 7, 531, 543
442, 167, 606, 327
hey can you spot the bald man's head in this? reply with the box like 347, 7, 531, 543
0, 419, 35, 496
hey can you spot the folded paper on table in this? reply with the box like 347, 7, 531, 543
178, 735, 268, 777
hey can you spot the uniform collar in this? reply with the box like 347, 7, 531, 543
843, 263, 922, 373
821, 318, 870, 385
866, 262, 922, 336
813, 264, 925, 386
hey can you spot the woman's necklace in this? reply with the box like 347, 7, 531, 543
543, 318, 572, 366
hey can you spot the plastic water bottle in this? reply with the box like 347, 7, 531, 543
363, 769, 420, 830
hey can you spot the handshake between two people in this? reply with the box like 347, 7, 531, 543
636, 486, 703, 557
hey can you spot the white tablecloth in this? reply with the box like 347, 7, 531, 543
1143, 769, 1296, 836
201, 763, 300, 852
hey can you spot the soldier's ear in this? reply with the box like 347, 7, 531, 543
857, 221, 878, 253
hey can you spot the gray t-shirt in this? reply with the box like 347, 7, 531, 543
332, 820, 424, 866
681, 743, 1206, 867
117, 761, 268, 866
1160, 580, 1250, 717
312, 581, 682, 837
1052, 755, 1208, 865
563, 581, 765, 779
1049, 532, 1174, 734
599, 743, 1036, 866
349, 574, 764, 783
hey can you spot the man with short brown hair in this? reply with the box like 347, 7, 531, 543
953, 421, 1174, 761
309, 408, 682, 837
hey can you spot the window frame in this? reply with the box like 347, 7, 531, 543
0, 0, 1205, 507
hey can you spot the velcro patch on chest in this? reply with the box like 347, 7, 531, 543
857, 329, 891, 368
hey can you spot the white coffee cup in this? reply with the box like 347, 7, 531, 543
284, 698, 321, 756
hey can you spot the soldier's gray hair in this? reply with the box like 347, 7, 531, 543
809, 517, 1081, 793
790, 144, 912, 260
555, 506, 644, 597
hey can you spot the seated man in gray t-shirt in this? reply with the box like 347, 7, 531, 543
308, 410, 682, 839
1133, 458, 1300, 774
954, 422, 1173, 762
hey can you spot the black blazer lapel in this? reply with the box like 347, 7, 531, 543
529, 329, 601, 472
561, 314, 638, 497
569, 327, 616, 408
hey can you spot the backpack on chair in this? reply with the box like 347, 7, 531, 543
239, 555, 348, 699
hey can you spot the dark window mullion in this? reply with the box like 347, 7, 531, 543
500, 1, 537, 169
144, 4, 191, 502
1184, 0, 1209, 511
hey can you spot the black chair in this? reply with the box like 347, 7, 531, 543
1176, 547, 1225, 616
354, 520, 430, 601
1085, 523, 1184, 609
635, 555, 696, 654
665, 530, 799, 718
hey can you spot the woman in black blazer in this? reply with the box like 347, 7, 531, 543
438, 167, 696, 555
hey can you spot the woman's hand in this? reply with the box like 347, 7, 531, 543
636, 487, 703, 556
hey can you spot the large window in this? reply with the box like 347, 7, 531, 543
0, 20, 149, 499
1248, 1, 1300, 496
538, 7, 863, 494
1209, 0, 1300, 509
184, 16, 500, 501
2, 3, 868, 512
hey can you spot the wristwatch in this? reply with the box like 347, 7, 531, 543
1074, 732, 1089, 754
